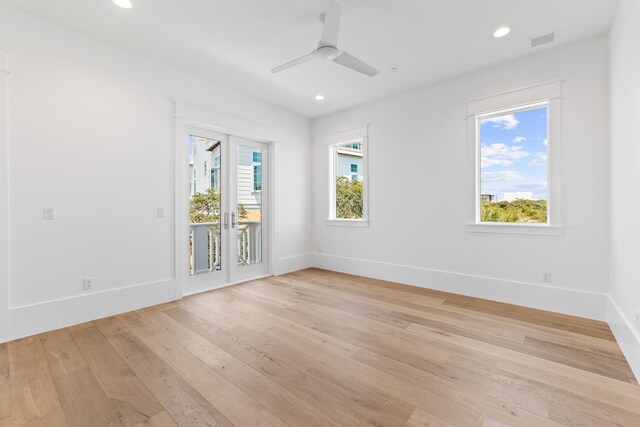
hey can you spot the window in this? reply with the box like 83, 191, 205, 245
467, 81, 562, 235
211, 154, 220, 190
210, 168, 216, 188
326, 126, 368, 225
251, 150, 262, 191
253, 165, 262, 191
479, 104, 548, 223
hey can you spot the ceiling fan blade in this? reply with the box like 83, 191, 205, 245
333, 51, 380, 77
271, 52, 317, 73
320, 0, 342, 47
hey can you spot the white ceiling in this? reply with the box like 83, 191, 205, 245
0, 0, 618, 118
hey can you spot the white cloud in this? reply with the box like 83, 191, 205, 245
543, 139, 548, 146
483, 114, 519, 130
528, 152, 547, 167
481, 143, 530, 168
513, 136, 527, 143
481, 171, 523, 182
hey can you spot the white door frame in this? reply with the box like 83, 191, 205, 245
0, 50, 9, 342
174, 102, 279, 299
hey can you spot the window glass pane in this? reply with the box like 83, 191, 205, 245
189, 136, 222, 275
238, 146, 263, 265
479, 106, 548, 223
335, 141, 364, 219
253, 165, 262, 191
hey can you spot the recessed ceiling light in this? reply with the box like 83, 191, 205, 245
315, 94, 325, 101
113, 0, 133, 9
493, 27, 511, 38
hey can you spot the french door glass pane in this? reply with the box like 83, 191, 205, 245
237, 145, 262, 266
189, 135, 222, 275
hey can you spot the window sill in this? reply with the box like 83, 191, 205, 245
326, 219, 369, 227
467, 223, 562, 236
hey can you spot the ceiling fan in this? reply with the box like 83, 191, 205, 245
271, 0, 380, 77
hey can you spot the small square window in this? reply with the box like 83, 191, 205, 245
252, 152, 262, 163
351, 163, 358, 173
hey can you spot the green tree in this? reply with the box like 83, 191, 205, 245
336, 176, 363, 219
190, 189, 249, 223
480, 199, 547, 223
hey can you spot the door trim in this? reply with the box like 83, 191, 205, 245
0, 50, 9, 342
174, 102, 279, 299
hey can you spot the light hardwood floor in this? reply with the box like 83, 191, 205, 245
1, 268, 639, 426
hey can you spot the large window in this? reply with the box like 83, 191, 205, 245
479, 103, 548, 223
326, 126, 369, 225
467, 81, 562, 234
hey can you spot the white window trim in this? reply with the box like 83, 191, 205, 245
466, 80, 563, 236
325, 125, 369, 226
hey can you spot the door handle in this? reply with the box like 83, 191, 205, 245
231, 212, 237, 229
223, 212, 229, 229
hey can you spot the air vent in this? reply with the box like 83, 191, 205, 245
531, 32, 555, 48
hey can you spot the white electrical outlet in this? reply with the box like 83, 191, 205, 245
542, 271, 552, 283
43, 206, 56, 220
83, 277, 94, 291
157, 208, 165, 218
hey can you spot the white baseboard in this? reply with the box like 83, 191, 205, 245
7, 278, 177, 341
275, 253, 314, 276
607, 297, 640, 382
312, 253, 608, 321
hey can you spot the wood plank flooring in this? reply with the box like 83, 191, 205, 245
1, 268, 639, 426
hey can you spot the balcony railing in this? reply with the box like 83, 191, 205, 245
189, 221, 262, 275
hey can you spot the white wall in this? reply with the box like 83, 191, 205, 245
312, 35, 611, 320
608, 0, 640, 380
0, 5, 312, 341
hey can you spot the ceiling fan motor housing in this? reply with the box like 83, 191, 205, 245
317, 45, 339, 60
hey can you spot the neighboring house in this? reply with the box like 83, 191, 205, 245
236, 146, 262, 213
336, 142, 363, 181
189, 136, 221, 196
481, 194, 496, 203
189, 136, 263, 219
503, 192, 533, 202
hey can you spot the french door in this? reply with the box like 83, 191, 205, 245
183, 128, 269, 294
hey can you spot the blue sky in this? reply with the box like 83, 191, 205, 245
480, 106, 548, 201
